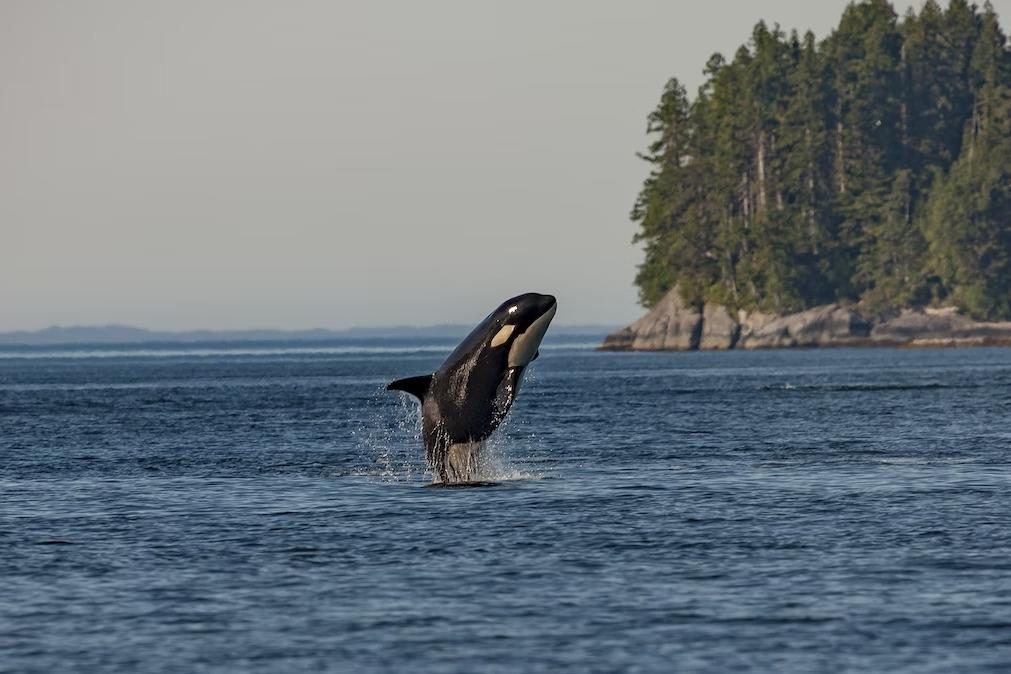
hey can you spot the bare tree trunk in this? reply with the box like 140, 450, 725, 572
807, 127, 818, 254
969, 94, 979, 163
835, 120, 846, 194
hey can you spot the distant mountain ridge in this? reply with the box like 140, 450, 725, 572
0, 323, 617, 346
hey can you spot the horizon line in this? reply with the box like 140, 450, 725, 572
1, 321, 622, 332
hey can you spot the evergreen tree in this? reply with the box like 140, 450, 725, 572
925, 4, 1011, 319
776, 30, 837, 306
630, 1, 1011, 319
631, 78, 716, 307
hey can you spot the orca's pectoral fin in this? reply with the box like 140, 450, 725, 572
386, 374, 434, 401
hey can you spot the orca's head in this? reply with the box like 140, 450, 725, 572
485, 292, 557, 367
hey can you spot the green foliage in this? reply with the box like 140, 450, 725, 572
631, 1, 1011, 319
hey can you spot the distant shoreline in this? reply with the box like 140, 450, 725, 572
0, 324, 616, 347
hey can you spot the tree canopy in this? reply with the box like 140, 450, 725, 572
632, 0, 1011, 320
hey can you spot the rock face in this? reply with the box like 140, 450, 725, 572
602, 288, 1011, 351
737, 304, 871, 349
601, 287, 701, 351
870, 308, 1011, 346
699, 304, 740, 350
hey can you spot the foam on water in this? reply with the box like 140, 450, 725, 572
352, 381, 543, 484
351, 386, 428, 482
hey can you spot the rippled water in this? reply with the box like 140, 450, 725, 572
3, 342, 1011, 673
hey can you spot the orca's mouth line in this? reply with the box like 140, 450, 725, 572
517, 301, 557, 336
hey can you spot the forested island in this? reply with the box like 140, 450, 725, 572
606, 0, 1011, 350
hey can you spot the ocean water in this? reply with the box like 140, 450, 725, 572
2, 341, 1011, 673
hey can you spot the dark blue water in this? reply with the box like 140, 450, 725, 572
3, 342, 1011, 673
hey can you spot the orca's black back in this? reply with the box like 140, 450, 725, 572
421, 314, 521, 447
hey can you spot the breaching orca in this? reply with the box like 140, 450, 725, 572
387, 292, 557, 483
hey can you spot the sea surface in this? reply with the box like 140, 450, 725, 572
2, 340, 1011, 673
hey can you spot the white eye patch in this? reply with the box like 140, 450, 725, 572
491, 324, 515, 347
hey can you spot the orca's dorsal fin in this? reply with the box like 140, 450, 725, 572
386, 374, 433, 401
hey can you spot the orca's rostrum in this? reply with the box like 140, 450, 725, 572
387, 293, 557, 483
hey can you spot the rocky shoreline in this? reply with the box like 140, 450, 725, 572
601, 287, 1011, 351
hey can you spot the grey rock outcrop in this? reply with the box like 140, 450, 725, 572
699, 304, 740, 350
600, 287, 701, 351
737, 304, 871, 349
870, 308, 1011, 346
603, 288, 1011, 351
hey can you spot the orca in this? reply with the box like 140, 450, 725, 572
387, 292, 557, 483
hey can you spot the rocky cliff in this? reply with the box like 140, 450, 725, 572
601, 287, 1011, 351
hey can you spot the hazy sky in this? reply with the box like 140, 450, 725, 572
3, 1, 1009, 330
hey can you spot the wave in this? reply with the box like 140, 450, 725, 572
760, 381, 981, 392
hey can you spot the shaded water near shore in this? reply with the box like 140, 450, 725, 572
3, 342, 1011, 672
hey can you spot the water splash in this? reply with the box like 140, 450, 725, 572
476, 407, 543, 483
475, 446, 543, 483
352, 386, 427, 482
353, 384, 543, 485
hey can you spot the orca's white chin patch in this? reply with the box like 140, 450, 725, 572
508, 303, 557, 367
